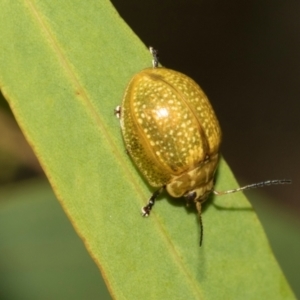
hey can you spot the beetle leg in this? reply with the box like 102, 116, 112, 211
183, 191, 197, 206
114, 105, 121, 119
141, 186, 164, 217
149, 47, 159, 68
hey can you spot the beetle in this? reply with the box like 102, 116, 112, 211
115, 47, 291, 245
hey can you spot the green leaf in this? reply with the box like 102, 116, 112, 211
0, 1, 295, 299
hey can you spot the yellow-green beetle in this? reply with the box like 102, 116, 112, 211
115, 47, 291, 245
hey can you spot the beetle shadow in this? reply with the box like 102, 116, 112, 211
164, 193, 253, 218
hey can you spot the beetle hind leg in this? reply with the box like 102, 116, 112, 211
141, 187, 164, 217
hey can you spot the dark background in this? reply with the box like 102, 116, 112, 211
111, 0, 300, 215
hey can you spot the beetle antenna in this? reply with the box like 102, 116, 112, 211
213, 179, 292, 196
199, 214, 203, 247
149, 47, 159, 68
195, 202, 204, 247
141, 186, 164, 217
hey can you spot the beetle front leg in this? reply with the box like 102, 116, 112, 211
141, 187, 164, 217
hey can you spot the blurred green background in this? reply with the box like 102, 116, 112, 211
0, 177, 111, 300
0, 0, 299, 299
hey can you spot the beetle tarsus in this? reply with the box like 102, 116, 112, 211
149, 47, 159, 68
141, 206, 151, 217
114, 105, 121, 119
